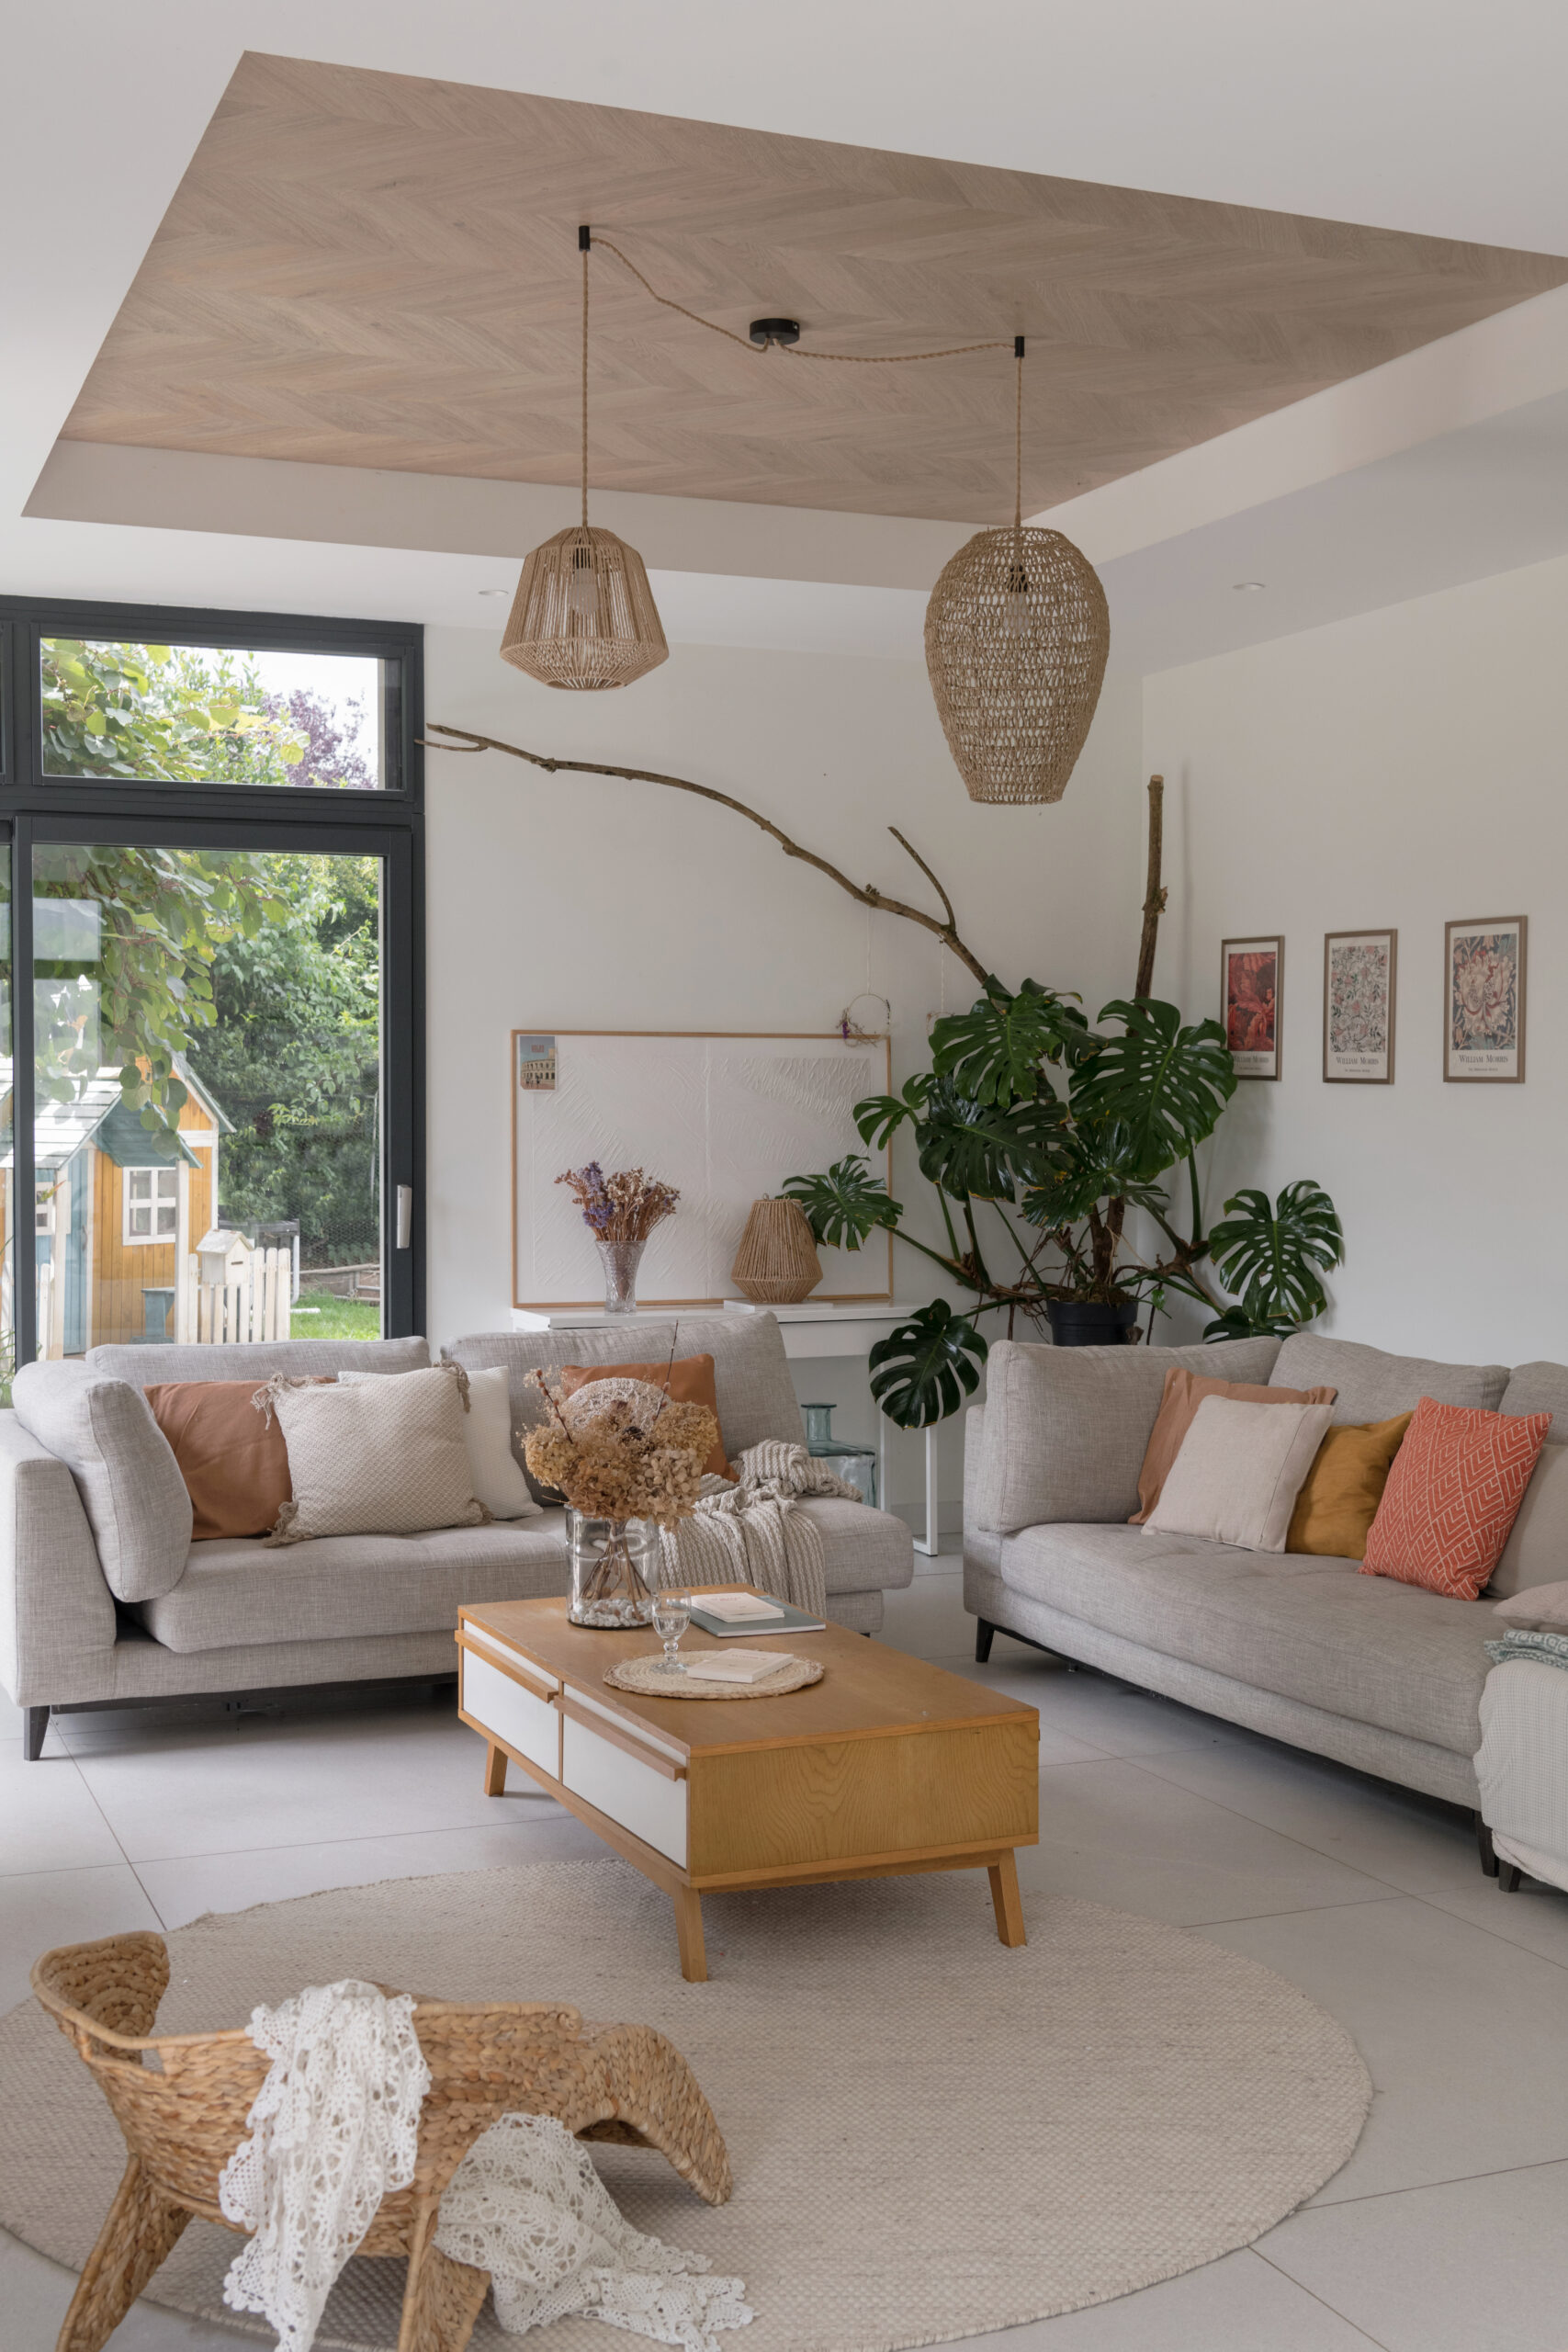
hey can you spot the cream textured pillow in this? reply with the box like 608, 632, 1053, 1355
1493, 1580, 1568, 1632
260, 1363, 490, 1544
1144, 1395, 1336, 1553
337, 1363, 539, 1520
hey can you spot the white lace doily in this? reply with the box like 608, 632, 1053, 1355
559, 1378, 672, 1434
435, 2112, 751, 2350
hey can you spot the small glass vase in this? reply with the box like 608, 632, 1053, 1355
595, 1236, 647, 1316
567, 1510, 660, 1628
800, 1400, 878, 1508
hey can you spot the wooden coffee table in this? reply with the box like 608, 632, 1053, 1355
457, 1592, 1039, 1981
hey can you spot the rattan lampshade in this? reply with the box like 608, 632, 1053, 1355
500, 230, 668, 692
500, 526, 669, 689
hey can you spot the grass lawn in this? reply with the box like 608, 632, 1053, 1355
290, 1291, 381, 1340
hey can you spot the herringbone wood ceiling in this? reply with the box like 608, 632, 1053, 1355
61, 51, 1568, 524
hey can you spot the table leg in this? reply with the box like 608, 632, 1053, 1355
673, 1884, 708, 1982
987, 1851, 1026, 1948
483, 1742, 508, 1797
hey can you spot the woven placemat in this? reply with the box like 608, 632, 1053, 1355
604, 1654, 824, 1700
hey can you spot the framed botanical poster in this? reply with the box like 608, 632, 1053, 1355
1324, 930, 1397, 1083
1222, 936, 1283, 1080
1445, 916, 1527, 1082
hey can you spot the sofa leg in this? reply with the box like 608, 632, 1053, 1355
1476, 1815, 1499, 1878
1500, 1861, 1523, 1894
24, 1706, 49, 1762
975, 1618, 996, 1665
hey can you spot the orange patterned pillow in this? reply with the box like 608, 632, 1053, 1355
1360, 1396, 1551, 1600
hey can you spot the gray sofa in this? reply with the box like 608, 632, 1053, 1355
3, 1313, 913, 1758
964, 1330, 1568, 1812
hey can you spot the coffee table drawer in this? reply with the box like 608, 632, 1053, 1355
561, 1708, 688, 1867
461, 1650, 560, 1781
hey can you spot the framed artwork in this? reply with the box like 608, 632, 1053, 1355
1323, 930, 1397, 1083
1445, 917, 1527, 1083
1222, 936, 1283, 1080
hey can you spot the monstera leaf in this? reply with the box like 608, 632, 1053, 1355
854, 1074, 931, 1151
869, 1299, 988, 1429
911, 1080, 1068, 1202
1207, 1181, 1344, 1329
1067, 999, 1236, 1182
930, 978, 1084, 1106
780, 1157, 901, 1252
1020, 1120, 1168, 1229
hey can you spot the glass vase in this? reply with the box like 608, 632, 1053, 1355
800, 1400, 878, 1508
595, 1236, 647, 1316
567, 1510, 660, 1628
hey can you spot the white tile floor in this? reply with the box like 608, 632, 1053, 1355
5, 1571, 1567, 2352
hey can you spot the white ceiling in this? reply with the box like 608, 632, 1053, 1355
7, 1, 1568, 673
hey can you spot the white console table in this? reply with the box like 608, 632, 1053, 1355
511, 1300, 945, 1554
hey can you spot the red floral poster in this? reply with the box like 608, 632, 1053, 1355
1222, 936, 1282, 1080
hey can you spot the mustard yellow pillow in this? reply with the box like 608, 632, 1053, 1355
1286, 1411, 1414, 1559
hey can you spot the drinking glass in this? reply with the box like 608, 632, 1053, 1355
651, 1589, 692, 1668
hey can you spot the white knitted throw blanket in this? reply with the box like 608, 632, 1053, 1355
436, 2112, 751, 2348
655, 1440, 863, 1618
219, 1981, 430, 2352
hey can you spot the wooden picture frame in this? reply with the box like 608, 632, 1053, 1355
511, 1028, 895, 1309
1222, 936, 1283, 1080
1323, 930, 1397, 1084
1445, 917, 1527, 1083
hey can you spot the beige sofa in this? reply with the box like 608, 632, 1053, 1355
4, 1314, 913, 1758
964, 1331, 1568, 1813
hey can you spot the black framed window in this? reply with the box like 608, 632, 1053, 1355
0, 597, 423, 1383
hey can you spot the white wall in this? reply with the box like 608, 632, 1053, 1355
1145, 550, 1568, 1365
423, 628, 1144, 1523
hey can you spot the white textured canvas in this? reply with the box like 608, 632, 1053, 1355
513, 1031, 892, 1306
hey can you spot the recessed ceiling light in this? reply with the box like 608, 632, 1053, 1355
1234, 580, 1267, 593
478, 587, 509, 598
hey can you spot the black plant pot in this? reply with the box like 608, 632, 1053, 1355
1046, 1298, 1141, 1348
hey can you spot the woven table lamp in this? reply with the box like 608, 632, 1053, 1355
925, 340, 1109, 803
502, 230, 669, 691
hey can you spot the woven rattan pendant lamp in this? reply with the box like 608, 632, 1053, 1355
501, 229, 669, 690
925, 339, 1109, 803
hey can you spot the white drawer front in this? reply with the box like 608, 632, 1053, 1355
561, 1715, 687, 1865
463, 1653, 559, 1780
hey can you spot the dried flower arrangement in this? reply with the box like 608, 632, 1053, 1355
522, 1371, 717, 1530
556, 1163, 680, 1243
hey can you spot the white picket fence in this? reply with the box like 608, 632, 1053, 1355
179, 1245, 292, 1345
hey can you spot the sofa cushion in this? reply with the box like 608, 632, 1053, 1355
1361, 1396, 1550, 1601
1498, 1362, 1568, 1437
261, 1365, 487, 1543
138, 1493, 911, 1652
12, 1363, 192, 1603
974, 1337, 1283, 1533
1145, 1396, 1335, 1553
1490, 1443, 1568, 1597
446, 1316, 805, 1476
145, 1379, 296, 1542
997, 1521, 1495, 1755
87, 1337, 432, 1384
1271, 1333, 1508, 1425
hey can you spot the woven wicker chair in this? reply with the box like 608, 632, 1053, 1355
32, 1930, 732, 2352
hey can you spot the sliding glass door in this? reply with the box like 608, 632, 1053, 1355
0, 598, 423, 1380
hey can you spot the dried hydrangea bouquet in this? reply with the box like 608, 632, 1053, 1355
524, 1368, 719, 1626
556, 1163, 680, 1314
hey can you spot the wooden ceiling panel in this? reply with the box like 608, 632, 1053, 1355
60, 51, 1568, 523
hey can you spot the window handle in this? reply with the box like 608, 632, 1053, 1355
396, 1185, 412, 1250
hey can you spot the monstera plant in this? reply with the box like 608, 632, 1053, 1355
423, 727, 1345, 1433
781, 975, 1343, 1427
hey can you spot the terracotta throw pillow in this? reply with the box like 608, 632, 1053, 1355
145, 1380, 295, 1543
558, 1355, 735, 1480
1360, 1396, 1551, 1600
1286, 1411, 1414, 1560
1132, 1367, 1337, 1523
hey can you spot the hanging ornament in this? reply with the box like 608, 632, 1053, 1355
924, 338, 1109, 804
501, 229, 669, 690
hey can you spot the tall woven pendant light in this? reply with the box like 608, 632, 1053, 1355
501, 228, 669, 690
924, 338, 1109, 803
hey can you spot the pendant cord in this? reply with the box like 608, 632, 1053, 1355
581, 242, 590, 530
1014, 345, 1023, 534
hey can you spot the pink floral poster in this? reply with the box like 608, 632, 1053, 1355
1324, 931, 1396, 1083
1446, 918, 1527, 1082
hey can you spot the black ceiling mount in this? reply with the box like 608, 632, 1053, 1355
579, 224, 592, 251
750, 317, 802, 348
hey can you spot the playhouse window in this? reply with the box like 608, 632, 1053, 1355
124, 1167, 178, 1244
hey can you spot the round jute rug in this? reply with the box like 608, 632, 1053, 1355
0, 1857, 1371, 2351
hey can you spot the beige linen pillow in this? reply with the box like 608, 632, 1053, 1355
1144, 1395, 1336, 1553
260, 1363, 490, 1544
1493, 1580, 1568, 1632
337, 1363, 539, 1520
